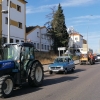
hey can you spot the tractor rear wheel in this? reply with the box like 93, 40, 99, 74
0, 75, 13, 98
28, 61, 44, 87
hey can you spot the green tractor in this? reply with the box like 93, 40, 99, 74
0, 42, 44, 98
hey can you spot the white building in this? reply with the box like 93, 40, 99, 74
69, 33, 83, 48
0, 0, 27, 43
26, 26, 52, 52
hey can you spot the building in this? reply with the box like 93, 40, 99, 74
69, 32, 83, 48
0, 0, 27, 44
26, 26, 52, 52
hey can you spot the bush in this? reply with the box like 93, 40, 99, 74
72, 55, 79, 60
35, 51, 57, 65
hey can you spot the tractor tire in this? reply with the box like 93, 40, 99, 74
28, 61, 44, 87
89, 59, 93, 65
0, 75, 13, 98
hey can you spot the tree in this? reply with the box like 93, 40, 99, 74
51, 4, 69, 53
45, 4, 69, 53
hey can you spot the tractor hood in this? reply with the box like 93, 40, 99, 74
0, 60, 15, 70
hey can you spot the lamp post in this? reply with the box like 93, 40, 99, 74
1, 0, 10, 43
8, 0, 10, 43
87, 15, 92, 53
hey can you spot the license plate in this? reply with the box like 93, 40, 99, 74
53, 70, 59, 72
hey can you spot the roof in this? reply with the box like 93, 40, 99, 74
83, 39, 87, 44
70, 33, 83, 37
3, 42, 34, 47
23, 0, 28, 3
26, 26, 46, 35
26, 26, 37, 33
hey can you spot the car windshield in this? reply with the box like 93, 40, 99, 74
2, 44, 21, 60
54, 57, 68, 63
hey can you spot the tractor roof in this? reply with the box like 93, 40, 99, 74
3, 42, 34, 47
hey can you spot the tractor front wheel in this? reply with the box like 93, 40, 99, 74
0, 75, 13, 98
28, 61, 44, 87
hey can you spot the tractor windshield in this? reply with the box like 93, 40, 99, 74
2, 44, 21, 61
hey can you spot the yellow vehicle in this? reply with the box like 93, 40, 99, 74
79, 53, 95, 65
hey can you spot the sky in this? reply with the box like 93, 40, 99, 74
26, 0, 100, 53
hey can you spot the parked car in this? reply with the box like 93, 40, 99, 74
48, 56, 75, 74
94, 54, 100, 62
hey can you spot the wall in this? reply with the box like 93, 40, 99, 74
2, 0, 26, 43
27, 27, 52, 52
69, 34, 83, 48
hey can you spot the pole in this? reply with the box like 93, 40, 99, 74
87, 15, 93, 53
87, 25, 89, 53
8, 0, 10, 43
40, 28, 41, 51
99, 39, 100, 53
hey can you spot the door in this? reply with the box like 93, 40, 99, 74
68, 58, 74, 70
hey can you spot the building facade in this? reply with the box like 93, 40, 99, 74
69, 33, 83, 48
0, 0, 27, 44
26, 26, 52, 52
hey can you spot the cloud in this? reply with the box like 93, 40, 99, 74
67, 15, 100, 27
26, 0, 96, 14
61, 0, 94, 7
70, 15, 100, 20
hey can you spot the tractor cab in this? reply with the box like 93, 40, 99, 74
1, 43, 35, 73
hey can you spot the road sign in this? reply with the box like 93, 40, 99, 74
58, 47, 66, 51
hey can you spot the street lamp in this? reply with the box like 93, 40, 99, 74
87, 15, 93, 53
1, 0, 10, 43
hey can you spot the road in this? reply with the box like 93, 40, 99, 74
1, 62, 100, 100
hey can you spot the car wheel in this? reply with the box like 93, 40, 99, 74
64, 69, 67, 74
71, 67, 75, 72
49, 71, 53, 74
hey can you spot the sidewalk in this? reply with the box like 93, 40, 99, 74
43, 60, 79, 72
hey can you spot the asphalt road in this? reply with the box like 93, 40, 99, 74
1, 62, 100, 100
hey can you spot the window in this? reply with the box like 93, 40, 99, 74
44, 35, 46, 39
2, 37, 7, 44
5, 17, 8, 24
21, 40, 24, 42
47, 36, 50, 40
10, 38, 13, 43
75, 38, 78, 40
47, 45, 49, 50
16, 40, 19, 43
45, 45, 46, 50
7, 0, 11, 6
7, 0, 8, 6
37, 32, 39, 37
42, 44, 43, 49
37, 43, 39, 49
34, 43, 36, 48
41, 34, 44, 39
18, 22, 22, 28
17, 5, 21, 12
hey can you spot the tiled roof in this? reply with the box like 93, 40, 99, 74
26, 26, 37, 33
70, 33, 83, 37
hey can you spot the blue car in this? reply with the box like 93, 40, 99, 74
48, 56, 75, 74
